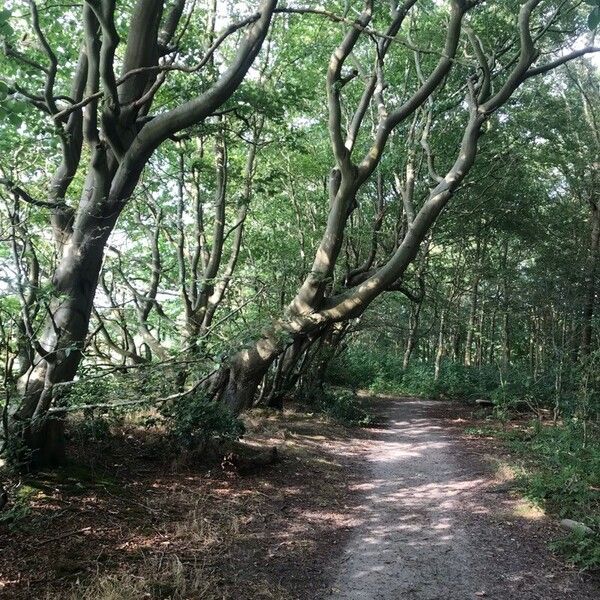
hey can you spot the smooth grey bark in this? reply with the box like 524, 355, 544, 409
434, 309, 446, 382
464, 237, 483, 367
176, 118, 262, 352
403, 302, 422, 371
11, 0, 277, 464
580, 201, 599, 358
213, 0, 474, 412
214, 0, 600, 413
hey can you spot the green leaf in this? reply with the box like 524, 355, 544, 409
11, 100, 28, 114
589, 6, 600, 29
0, 21, 13, 37
7, 111, 22, 127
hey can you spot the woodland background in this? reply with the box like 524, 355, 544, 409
0, 0, 599, 587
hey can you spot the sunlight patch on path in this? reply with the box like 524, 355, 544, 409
323, 399, 596, 600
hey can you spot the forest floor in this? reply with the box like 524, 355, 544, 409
0, 396, 598, 599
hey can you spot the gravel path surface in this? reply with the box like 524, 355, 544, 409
324, 397, 599, 600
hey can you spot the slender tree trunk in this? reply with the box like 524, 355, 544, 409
464, 276, 479, 366
403, 302, 422, 370
434, 309, 446, 381
476, 302, 484, 367
465, 235, 483, 367
502, 312, 510, 371
452, 326, 462, 362
581, 201, 599, 358
488, 307, 496, 366
300, 325, 349, 396
501, 240, 510, 371
529, 309, 537, 376
261, 337, 311, 408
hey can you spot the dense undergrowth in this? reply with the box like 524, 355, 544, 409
327, 346, 600, 417
327, 346, 504, 400
315, 389, 375, 427
467, 420, 600, 571
4, 344, 598, 571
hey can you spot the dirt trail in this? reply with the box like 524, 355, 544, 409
323, 398, 599, 600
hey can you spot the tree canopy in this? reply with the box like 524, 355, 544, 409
0, 0, 598, 467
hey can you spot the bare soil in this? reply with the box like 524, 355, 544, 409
0, 409, 369, 599
0, 397, 598, 599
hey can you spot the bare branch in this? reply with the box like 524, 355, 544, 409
525, 47, 600, 79
28, 0, 59, 114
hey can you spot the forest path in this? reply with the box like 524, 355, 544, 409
323, 397, 598, 600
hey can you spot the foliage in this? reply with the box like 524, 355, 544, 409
161, 394, 245, 452
586, 0, 600, 29
476, 420, 600, 570
573, 351, 600, 423
68, 414, 115, 442
550, 530, 600, 572
328, 348, 503, 402
369, 361, 500, 401
0, 0, 597, 455
2, 433, 34, 473
0, 484, 35, 527
0, 4, 597, 596
326, 345, 404, 392
318, 389, 374, 427
509, 422, 600, 518
489, 372, 556, 416
329, 339, 600, 421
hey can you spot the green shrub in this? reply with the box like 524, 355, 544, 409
326, 346, 404, 390
64, 375, 126, 407
319, 389, 374, 427
69, 412, 116, 442
572, 351, 600, 422
500, 420, 600, 570
511, 422, 600, 512
161, 394, 245, 451
2, 434, 33, 472
396, 363, 437, 397
491, 371, 555, 415
550, 530, 600, 571
0, 484, 36, 528
369, 371, 404, 395
329, 352, 502, 402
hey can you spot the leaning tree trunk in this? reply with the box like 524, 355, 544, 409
8, 0, 277, 465
263, 336, 312, 408
220, 335, 282, 414
205, 0, 587, 416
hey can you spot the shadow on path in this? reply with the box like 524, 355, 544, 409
323, 398, 598, 600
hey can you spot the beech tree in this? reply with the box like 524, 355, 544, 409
208, 0, 599, 413
1, 0, 277, 461
0, 0, 598, 465
331, 62, 599, 410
